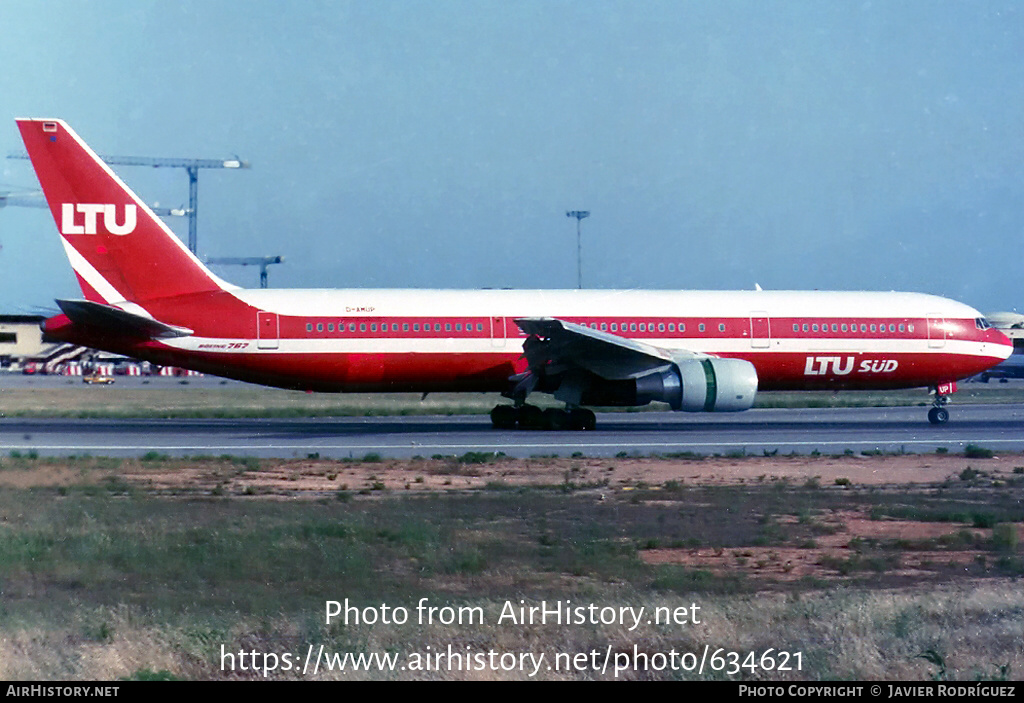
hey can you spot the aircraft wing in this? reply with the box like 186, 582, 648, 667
56, 298, 193, 339
514, 316, 702, 380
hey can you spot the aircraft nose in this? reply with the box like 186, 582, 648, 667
990, 329, 1014, 360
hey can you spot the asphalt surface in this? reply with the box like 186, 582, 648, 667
2, 404, 1023, 459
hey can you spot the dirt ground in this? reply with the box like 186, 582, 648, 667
105, 451, 1024, 494
2, 451, 1022, 585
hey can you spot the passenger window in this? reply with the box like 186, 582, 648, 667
841, 324, 847, 332
445, 323, 451, 332
699, 323, 706, 332
718, 323, 725, 332
476, 323, 483, 331
360, 323, 366, 332
456, 323, 462, 332
860, 324, 866, 332
802, 324, 808, 332
317, 323, 323, 332
413, 324, 419, 332
611, 323, 617, 332
630, 323, 637, 332
306, 323, 312, 332
668, 323, 674, 332
899, 324, 905, 333
403, 323, 409, 332
371, 323, 377, 332
601, 323, 607, 331
831, 324, 838, 332
639, 323, 646, 332
812, 324, 818, 332
328, 323, 334, 332
870, 324, 876, 332
659, 323, 665, 332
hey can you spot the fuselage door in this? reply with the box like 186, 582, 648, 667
257, 311, 279, 350
927, 315, 946, 349
490, 316, 506, 347
750, 312, 771, 349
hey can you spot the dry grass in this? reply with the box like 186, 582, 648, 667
2, 383, 1024, 418
1, 586, 1021, 680
1, 454, 1021, 680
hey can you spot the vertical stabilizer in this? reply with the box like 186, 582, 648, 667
17, 118, 235, 304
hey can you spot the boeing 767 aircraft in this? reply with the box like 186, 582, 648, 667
16, 118, 1012, 430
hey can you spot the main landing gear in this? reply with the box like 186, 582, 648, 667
490, 404, 596, 431
928, 388, 950, 425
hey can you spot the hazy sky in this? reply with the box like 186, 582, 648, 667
1, 1, 1021, 314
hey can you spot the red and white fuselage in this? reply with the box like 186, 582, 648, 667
18, 119, 1011, 406
43, 287, 1009, 394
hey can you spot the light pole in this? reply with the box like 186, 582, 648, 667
566, 210, 590, 289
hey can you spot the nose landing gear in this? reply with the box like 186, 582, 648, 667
928, 387, 950, 425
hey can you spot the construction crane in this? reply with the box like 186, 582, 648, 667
8, 151, 249, 253
207, 256, 284, 288
0, 187, 187, 218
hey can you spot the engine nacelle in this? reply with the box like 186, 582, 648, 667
634, 357, 758, 412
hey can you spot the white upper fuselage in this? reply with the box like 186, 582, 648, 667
230, 288, 981, 319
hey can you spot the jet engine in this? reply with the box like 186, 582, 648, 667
579, 357, 758, 412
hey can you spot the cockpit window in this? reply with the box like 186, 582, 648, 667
975, 318, 992, 330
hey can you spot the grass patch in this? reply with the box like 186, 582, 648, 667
964, 445, 995, 459
2, 452, 1024, 679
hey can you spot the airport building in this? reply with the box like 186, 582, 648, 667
0, 312, 194, 377
0, 314, 51, 367
978, 312, 1024, 382
0, 314, 106, 373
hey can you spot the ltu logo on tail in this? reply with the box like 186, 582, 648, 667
61, 203, 137, 235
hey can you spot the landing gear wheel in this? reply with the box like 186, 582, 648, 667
928, 407, 949, 425
517, 404, 544, 430
543, 408, 569, 430
490, 405, 518, 430
568, 408, 596, 431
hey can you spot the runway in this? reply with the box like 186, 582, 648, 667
2, 404, 1023, 459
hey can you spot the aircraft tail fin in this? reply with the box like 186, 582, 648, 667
16, 118, 236, 305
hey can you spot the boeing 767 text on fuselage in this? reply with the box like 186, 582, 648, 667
17, 119, 1012, 430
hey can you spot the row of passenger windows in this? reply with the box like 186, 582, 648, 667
591, 322, 704, 333
302, 320, 919, 335
306, 322, 486, 333
305, 321, 716, 334
794, 322, 914, 334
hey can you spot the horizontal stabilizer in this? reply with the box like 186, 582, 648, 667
56, 299, 193, 339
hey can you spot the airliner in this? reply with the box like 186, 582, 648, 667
16, 118, 1012, 430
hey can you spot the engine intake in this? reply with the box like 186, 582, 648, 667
668, 356, 758, 412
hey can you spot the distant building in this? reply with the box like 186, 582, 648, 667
0, 314, 50, 366
979, 312, 1024, 382
986, 311, 1024, 330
